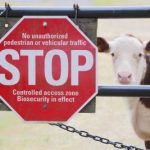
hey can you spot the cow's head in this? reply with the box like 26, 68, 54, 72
97, 35, 150, 84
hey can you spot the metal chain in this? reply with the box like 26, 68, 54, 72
49, 123, 144, 150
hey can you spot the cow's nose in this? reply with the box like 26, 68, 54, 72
117, 72, 132, 84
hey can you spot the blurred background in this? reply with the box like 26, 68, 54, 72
0, 0, 150, 150
1, 0, 150, 6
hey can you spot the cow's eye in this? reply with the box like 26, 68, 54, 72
138, 53, 142, 57
111, 53, 115, 57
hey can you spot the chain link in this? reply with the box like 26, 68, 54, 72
49, 123, 144, 150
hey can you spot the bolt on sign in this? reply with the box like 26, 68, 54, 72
0, 16, 97, 122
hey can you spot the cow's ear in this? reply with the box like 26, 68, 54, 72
145, 41, 150, 52
97, 37, 109, 52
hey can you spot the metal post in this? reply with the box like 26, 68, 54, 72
0, 6, 150, 18
98, 85, 150, 97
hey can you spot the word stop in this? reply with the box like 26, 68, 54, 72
0, 49, 94, 86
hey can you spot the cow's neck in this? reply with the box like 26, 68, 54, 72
141, 55, 150, 85
140, 55, 150, 108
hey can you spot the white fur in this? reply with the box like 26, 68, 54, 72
109, 35, 150, 141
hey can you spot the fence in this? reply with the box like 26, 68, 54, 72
0, 4, 150, 150
0, 5, 150, 111
1, 5, 150, 18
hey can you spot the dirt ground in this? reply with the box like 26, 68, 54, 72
0, 19, 150, 150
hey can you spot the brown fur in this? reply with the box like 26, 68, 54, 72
140, 55, 150, 108
97, 37, 109, 52
145, 41, 150, 51
141, 55, 150, 85
145, 141, 150, 149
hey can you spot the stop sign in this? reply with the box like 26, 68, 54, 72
0, 16, 97, 122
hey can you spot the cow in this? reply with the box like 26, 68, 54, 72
97, 34, 150, 149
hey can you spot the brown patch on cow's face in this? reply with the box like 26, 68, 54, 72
97, 37, 109, 52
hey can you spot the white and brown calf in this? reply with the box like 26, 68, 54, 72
97, 35, 150, 149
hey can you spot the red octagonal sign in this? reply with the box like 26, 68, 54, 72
0, 16, 97, 122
